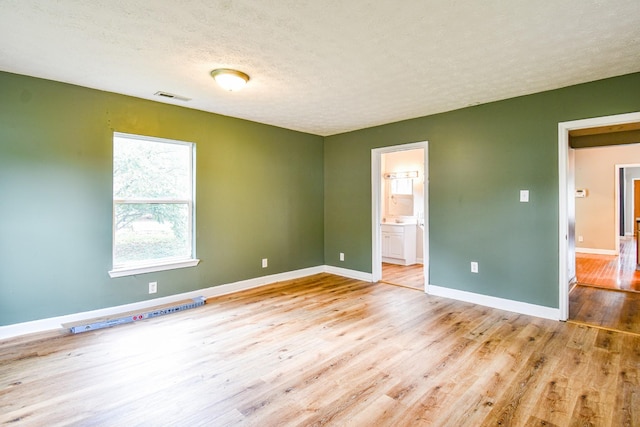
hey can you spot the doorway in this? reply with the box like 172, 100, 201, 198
573, 161, 640, 293
558, 111, 640, 323
371, 142, 428, 290
634, 178, 640, 237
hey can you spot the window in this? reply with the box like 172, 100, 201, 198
108, 132, 199, 278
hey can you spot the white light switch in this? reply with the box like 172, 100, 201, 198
520, 190, 529, 203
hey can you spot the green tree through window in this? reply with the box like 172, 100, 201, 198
112, 133, 196, 273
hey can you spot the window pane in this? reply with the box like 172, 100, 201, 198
114, 203, 190, 267
114, 136, 191, 200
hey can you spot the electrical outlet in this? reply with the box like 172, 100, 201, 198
149, 281, 157, 294
340, 252, 345, 261
262, 258, 268, 268
578, 235, 584, 242
470, 262, 479, 273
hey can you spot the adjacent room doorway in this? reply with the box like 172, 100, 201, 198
558, 111, 640, 321
371, 142, 429, 290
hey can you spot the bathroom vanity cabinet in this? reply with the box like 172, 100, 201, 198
381, 223, 417, 265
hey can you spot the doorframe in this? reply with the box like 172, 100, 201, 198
632, 176, 640, 237
618, 167, 640, 239
371, 141, 429, 288
558, 111, 640, 320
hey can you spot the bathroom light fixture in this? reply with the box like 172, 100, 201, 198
210, 68, 250, 91
384, 171, 419, 179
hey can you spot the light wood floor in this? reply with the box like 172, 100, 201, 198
570, 285, 640, 335
2, 273, 638, 426
572, 237, 640, 334
381, 262, 424, 290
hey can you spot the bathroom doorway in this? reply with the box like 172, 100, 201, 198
371, 142, 428, 290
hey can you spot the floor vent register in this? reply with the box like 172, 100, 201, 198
63, 296, 206, 334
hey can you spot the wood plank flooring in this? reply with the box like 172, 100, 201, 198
2, 273, 639, 426
572, 237, 640, 335
576, 236, 640, 292
381, 263, 424, 290
570, 285, 640, 335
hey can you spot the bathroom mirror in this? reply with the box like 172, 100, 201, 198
387, 177, 414, 216
391, 178, 413, 196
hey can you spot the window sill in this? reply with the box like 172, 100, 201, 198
109, 259, 200, 278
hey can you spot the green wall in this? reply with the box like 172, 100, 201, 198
2, 71, 639, 326
0, 72, 324, 326
324, 72, 640, 308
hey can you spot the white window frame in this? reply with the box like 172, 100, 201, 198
108, 132, 199, 278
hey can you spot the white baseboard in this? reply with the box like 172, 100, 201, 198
426, 284, 560, 321
1, 265, 562, 340
324, 265, 374, 282
0, 265, 376, 340
201, 266, 327, 298
575, 247, 617, 255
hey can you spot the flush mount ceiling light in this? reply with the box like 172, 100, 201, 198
210, 68, 250, 91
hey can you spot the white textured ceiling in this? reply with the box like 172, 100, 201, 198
1, 1, 639, 136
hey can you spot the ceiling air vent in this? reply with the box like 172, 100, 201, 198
154, 91, 191, 102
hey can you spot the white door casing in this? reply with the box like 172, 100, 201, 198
371, 141, 429, 289
558, 112, 640, 321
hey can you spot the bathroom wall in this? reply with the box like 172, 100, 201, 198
381, 149, 425, 221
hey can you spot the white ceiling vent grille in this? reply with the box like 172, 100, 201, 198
154, 91, 191, 102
